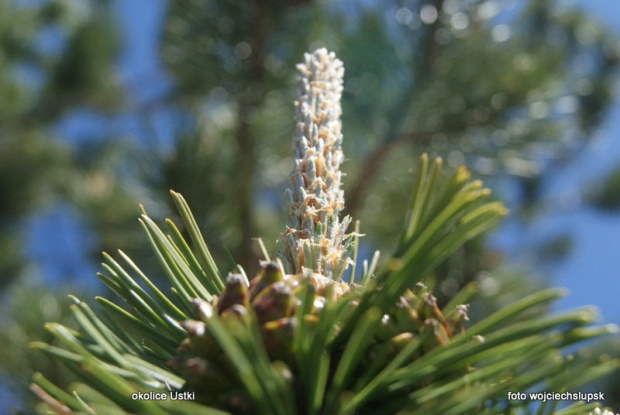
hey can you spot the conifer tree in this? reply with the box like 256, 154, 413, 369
2, 1, 620, 412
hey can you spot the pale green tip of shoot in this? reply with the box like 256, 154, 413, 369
606, 324, 620, 334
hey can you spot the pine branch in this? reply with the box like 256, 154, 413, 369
29, 48, 619, 415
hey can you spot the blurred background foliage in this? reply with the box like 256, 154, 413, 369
1, 0, 619, 412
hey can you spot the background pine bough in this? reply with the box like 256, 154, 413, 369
30, 49, 618, 415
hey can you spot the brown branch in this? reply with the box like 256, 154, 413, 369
344, 0, 444, 219
344, 131, 432, 217
344, 141, 399, 217
233, 1, 271, 274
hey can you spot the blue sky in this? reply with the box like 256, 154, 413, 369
522, 0, 620, 323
